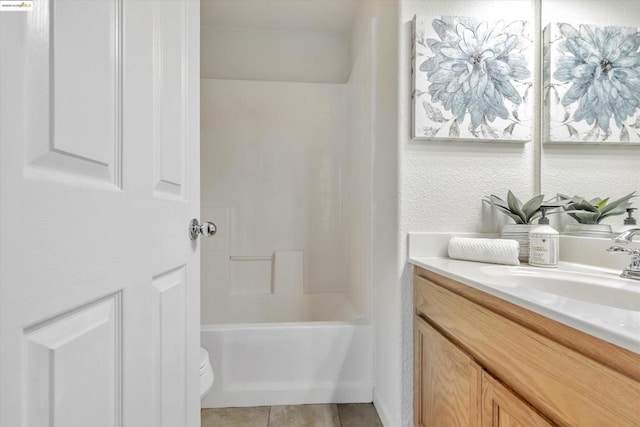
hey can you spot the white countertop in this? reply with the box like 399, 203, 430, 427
410, 256, 640, 354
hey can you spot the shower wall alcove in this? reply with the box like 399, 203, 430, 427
199, 0, 375, 408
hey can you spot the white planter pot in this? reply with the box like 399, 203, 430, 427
564, 223, 613, 238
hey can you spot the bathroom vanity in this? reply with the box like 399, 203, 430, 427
412, 263, 640, 427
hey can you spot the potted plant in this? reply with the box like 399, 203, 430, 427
484, 191, 546, 224
484, 191, 547, 261
559, 192, 636, 237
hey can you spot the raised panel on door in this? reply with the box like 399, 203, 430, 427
481, 372, 555, 427
23, 293, 122, 427
153, 0, 187, 199
24, 0, 122, 187
414, 315, 481, 427
152, 267, 187, 427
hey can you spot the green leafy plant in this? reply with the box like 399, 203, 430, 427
558, 192, 636, 224
483, 191, 546, 224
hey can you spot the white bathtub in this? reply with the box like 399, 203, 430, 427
200, 320, 373, 408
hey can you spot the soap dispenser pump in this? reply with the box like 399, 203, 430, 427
622, 208, 637, 230
529, 207, 559, 267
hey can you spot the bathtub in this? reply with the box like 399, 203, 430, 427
200, 319, 373, 408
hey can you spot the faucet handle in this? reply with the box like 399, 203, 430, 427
607, 245, 631, 253
609, 236, 640, 280
608, 246, 640, 259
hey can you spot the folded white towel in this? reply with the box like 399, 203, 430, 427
448, 237, 520, 266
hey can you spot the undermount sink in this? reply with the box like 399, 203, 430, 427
480, 265, 640, 312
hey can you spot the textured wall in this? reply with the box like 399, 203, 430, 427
398, 1, 537, 426
400, 0, 538, 234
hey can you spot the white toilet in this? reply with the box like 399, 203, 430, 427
200, 347, 214, 402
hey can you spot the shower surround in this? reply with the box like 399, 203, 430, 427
199, 24, 375, 407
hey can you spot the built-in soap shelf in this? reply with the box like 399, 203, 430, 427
229, 251, 304, 295
229, 255, 274, 261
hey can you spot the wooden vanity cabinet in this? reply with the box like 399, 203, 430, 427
414, 316, 553, 427
413, 266, 640, 427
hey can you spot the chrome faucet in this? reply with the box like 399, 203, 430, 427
608, 228, 640, 280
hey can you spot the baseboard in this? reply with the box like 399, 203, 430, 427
373, 389, 397, 427
202, 383, 373, 409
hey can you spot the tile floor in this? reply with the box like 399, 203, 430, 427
201, 403, 383, 427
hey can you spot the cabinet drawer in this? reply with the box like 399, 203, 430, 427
414, 274, 640, 427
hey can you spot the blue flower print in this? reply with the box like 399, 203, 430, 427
553, 23, 640, 133
419, 16, 531, 130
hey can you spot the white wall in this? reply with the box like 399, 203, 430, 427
344, 21, 375, 321
200, 8, 381, 326
400, 0, 538, 232
540, 0, 640, 228
396, 1, 537, 425
350, 1, 401, 426
201, 79, 348, 303
201, 25, 350, 83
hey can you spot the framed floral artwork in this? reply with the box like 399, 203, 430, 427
544, 22, 640, 144
412, 15, 534, 141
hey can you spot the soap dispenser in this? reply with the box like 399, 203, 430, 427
529, 207, 559, 267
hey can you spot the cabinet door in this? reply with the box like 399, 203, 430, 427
481, 371, 555, 427
414, 315, 482, 427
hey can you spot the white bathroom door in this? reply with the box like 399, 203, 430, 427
0, 1, 200, 427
